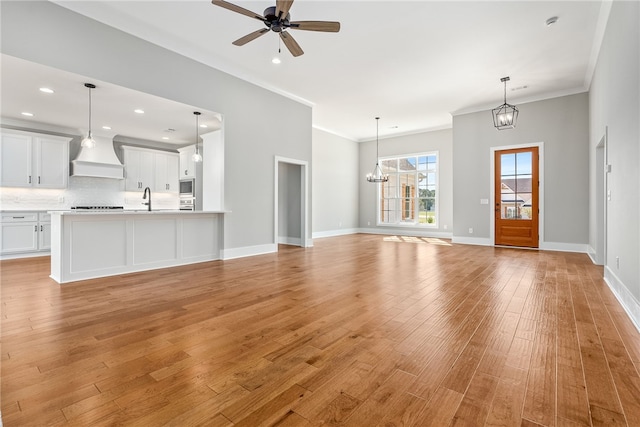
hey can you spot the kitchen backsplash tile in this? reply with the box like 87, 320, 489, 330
1, 176, 179, 210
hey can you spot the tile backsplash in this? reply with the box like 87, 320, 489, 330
0, 176, 179, 211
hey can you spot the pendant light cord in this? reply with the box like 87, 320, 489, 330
375, 116, 380, 164
87, 86, 92, 136
503, 80, 507, 104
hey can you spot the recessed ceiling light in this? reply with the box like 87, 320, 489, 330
21, 112, 34, 117
162, 136, 170, 140
546, 16, 558, 26
134, 109, 145, 114
102, 125, 112, 130
272, 56, 281, 64
200, 124, 208, 128
39, 87, 54, 94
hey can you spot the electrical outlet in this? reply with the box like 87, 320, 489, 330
468, 228, 473, 234
338, 221, 342, 228
616, 256, 620, 269
367, 221, 371, 226
58, 196, 64, 203
444, 225, 448, 230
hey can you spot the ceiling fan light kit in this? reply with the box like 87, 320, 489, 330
492, 76, 519, 130
366, 117, 389, 183
211, 0, 340, 58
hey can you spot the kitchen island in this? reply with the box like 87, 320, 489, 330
50, 210, 225, 283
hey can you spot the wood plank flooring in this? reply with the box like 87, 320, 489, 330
2, 234, 640, 426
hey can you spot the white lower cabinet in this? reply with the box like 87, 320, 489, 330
0, 212, 51, 256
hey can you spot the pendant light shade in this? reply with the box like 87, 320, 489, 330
81, 83, 96, 148
366, 117, 388, 183
492, 77, 518, 130
192, 112, 203, 163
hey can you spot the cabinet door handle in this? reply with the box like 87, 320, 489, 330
12, 216, 25, 219
41, 225, 43, 232
35, 225, 38, 232
28, 175, 32, 184
38, 176, 41, 184
185, 169, 188, 176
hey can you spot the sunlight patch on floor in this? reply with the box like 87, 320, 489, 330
382, 235, 452, 246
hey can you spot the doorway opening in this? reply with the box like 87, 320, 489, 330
274, 156, 309, 249
594, 130, 607, 265
493, 145, 540, 248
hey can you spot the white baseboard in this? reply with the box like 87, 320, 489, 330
221, 243, 277, 260
604, 266, 640, 333
357, 228, 453, 239
278, 236, 302, 246
312, 228, 359, 239
451, 236, 491, 246
0, 251, 50, 261
539, 241, 588, 253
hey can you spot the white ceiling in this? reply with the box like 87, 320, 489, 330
6, 1, 607, 142
1, 55, 222, 145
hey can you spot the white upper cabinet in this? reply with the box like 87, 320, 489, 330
0, 130, 70, 188
179, 145, 196, 179
123, 146, 179, 193
154, 152, 179, 193
123, 147, 155, 192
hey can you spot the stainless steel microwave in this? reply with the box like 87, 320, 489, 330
179, 179, 195, 197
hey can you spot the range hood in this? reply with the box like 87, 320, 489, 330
71, 135, 124, 179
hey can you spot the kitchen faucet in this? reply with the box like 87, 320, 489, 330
142, 187, 151, 211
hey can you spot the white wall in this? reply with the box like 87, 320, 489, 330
452, 93, 589, 249
312, 127, 359, 237
359, 128, 453, 237
588, 1, 640, 327
1, 1, 312, 256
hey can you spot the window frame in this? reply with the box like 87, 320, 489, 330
376, 151, 439, 228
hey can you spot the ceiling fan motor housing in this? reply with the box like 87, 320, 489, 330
263, 6, 290, 32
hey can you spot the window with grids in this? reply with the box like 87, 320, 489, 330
378, 154, 438, 226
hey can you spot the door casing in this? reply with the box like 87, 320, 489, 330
490, 142, 544, 247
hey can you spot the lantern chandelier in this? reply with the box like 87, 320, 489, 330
492, 76, 519, 130
366, 117, 388, 183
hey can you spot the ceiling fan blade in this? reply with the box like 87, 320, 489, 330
232, 28, 270, 46
275, 0, 294, 19
289, 21, 341, 32
280, 32, 303, 57
211, 0, 265, 21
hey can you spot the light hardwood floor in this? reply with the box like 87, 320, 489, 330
2, 234, 640, 426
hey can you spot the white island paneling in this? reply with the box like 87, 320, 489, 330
50, 210, 225, 283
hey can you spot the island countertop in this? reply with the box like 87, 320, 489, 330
50, 210, 229, 216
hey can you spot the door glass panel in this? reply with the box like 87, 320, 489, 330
500, 151, 533, 220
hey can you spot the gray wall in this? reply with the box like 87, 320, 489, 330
589, 2, 640, 314
1, 1, 312, 253
359, 128, 453, 235
452, 93, 589, 247
312, 128, 359, 235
